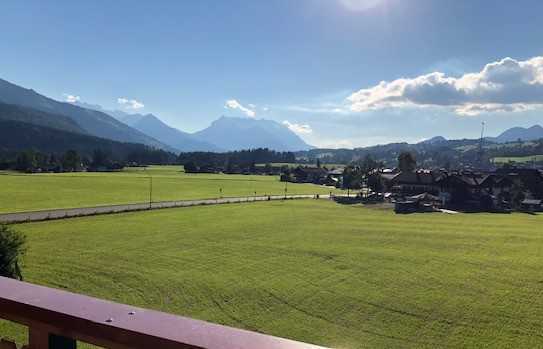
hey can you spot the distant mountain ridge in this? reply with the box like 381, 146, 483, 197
6, 77, 539, 156
490, 125, 543, 143
0, 102, 86, 134
419, 136, 447, 145
93, 107, 221, 152
0, 119, 166, 159
0, 78, 170, 151
76, 101, 312, 152
192, 116, 313, 152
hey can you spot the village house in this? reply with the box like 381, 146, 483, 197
496, 168, 543, 199
380, 170, 445, 196
281, 166, 345, 186
289, 167, 328, 184
380, 169, 525, 211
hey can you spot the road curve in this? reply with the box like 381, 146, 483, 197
0, 194, 332, 224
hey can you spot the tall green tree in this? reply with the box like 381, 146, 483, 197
62, 150, 80, 172
91, 149, 109, 168
0, 224, 26, 280
360, 154, 378, 174
15, 150, 36, 172
398, 152, 417, 172
342, 165, 363, 190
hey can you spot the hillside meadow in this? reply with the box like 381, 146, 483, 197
0, 165, 339, 213
492, 154, 543, 164
1, 200, 542, 348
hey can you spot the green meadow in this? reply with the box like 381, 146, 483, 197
0, 165, 339, 213
492, 154, 543, 164
1, 200, 542, 348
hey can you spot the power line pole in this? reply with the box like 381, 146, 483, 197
145, 168, 153, 209
150, 175, 153, 209
478, 121, 486, 169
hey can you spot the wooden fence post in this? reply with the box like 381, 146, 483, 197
28, 327, 76, 349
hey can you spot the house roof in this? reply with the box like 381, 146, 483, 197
522, 199, 542, 205
327, 169, 344, 175
380, 173, 398, 181
407, 192, 441, 202
439, 172, 494, 187
387, 170, 445, 185
294, 167, 327, 175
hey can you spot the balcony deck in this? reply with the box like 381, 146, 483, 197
0, 276, 327, 349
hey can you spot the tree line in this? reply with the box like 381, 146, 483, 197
178, 148, 296, 173
1, 147, 295, 174
0, 147, 177, 173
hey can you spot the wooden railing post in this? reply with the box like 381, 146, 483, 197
28, 327, 48, 349
28, 327, 76, 349
49, 335, 76, 349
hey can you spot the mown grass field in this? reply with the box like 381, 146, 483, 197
492, 154, 543, 164
0, 165, 339, 213
1, 200, 542, 348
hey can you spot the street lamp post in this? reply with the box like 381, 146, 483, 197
145, 168, 153, 209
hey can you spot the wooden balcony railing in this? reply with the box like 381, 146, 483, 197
0, 277, 327, 349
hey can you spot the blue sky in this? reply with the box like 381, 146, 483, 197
1, 0, 543, 148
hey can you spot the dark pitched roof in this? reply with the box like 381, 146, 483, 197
439, 172, 494, 187
327, 168, 344, 175
389, 170, 445, 185
294, 167, 327, 175
380, 173, 398, 182
407, 193, 441, 202
522, 199, 542, 205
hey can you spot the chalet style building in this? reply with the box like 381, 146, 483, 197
380, 170, 445, 195
284, 166, 343, 187
380, 168, 543, 211
291, 167, 328, 183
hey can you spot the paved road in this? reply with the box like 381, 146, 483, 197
0, 194, 334, 224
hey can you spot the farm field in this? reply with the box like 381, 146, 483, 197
1, 200, 542, 348
492, 154, 543, 164
0, 165, 339, 213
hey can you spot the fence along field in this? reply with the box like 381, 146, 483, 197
1, 200, 542, 348
0, 165, 340, 213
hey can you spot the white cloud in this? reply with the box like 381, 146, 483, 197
117, 97, 145, 110
347, 56, 543, 115
455, 103, 537, 116
282, 120, 313, 135
63, 94, 80, 103
224, 99, 256, 118
283, 105, 351, 115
